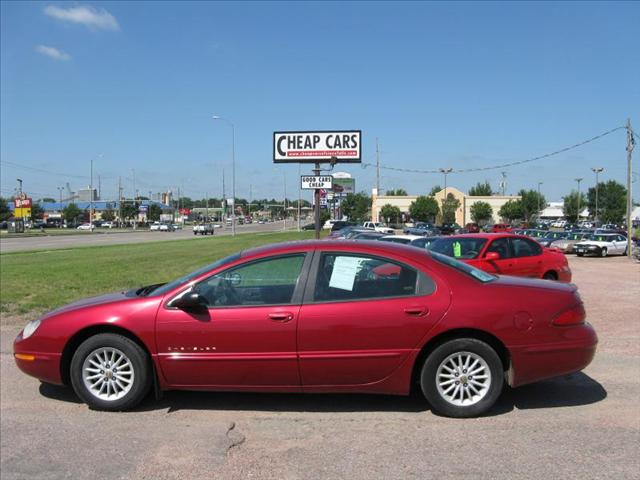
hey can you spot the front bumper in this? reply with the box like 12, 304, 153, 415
508, 322, 598, 388
13, 332, 64, 385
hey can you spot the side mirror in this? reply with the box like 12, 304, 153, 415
171, 291, 208, 310
485, 251, 501, 261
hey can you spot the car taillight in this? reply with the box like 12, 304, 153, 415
552, 303, 586, 326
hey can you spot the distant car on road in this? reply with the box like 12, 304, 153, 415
428, 233, 571, 281
100, 222, 115, 229
302, 223, 316, 231
12, 239, 597, 417
193, 224, 215, 235
150, 222, 162, 231
574, 233, 628, 257
76, 223, 95, 231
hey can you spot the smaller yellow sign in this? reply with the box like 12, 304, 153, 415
14, 207, 31, 218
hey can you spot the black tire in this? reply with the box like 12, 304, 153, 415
70, 333, 152, 411
577, 253, 584, 257
420, 338, 503, 418
543, 271, 558, 280
600, 247, 607, 257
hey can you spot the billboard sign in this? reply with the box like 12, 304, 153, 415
332, 177, 355, 196
13, 194, 33, 218
273, 131, 362, 163
301, 175, 333, 190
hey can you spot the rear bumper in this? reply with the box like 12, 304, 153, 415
508, 323, 597, 387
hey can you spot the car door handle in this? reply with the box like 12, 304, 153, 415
268, 312, 294, 322
404, 306, 429, 316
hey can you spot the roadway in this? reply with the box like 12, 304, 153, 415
0, 221, 301, 253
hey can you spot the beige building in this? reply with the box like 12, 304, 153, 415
372, 187, 520, 225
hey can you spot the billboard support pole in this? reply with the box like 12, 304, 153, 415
314, 162, 321, 240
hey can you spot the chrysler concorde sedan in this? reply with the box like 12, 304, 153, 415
428, 234, 572, 282
14, 240, 596, 418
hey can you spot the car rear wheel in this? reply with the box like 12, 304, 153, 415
600, 247, 608, 257
70, 333, 151, 411
543, 271, 558, 280
420, 338, 503, 418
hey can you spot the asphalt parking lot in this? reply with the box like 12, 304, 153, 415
1, 255, 638, 480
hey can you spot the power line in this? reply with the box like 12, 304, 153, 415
361, 126, 626, 174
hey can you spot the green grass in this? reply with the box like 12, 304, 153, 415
0, 231, 315, 316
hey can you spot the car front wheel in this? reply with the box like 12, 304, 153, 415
70, 333, 151, 411
420, 338, 503, 418
600, 247, 608, 257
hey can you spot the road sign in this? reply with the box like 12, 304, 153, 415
301, 175, 333, 190
274, 131, 362, 163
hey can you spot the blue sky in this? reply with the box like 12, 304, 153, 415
1, 1, 638, 202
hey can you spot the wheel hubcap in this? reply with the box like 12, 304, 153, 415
82, 347, 134, 401
436, 351, 491, 407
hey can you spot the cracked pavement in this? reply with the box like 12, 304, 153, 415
1, 256, 639, 479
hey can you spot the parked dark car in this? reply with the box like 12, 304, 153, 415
331, 221, 357, 232
439, 223, 461, 235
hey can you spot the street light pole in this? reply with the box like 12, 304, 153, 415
591, 167, 604, 225
537, 182, 543, 218
575, 177, 583, 223
213, 115, 236, 236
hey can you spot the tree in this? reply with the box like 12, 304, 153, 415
120, 201, 139, 221
385, 189, 407, 196
0, 197, 11, 221
41, 197, 56, 203
563, 191, 586, 223
518, 189, 546, 223
101, 203, 116, 222
380, 204, 401, 224
470, 201, 493, 224
429, 185, 442, 196
341, 192, 371, 222
586, 180, 627, 224
498, 200, 522, 222
30, 203, 44, 220
320, 210, 331, 226
62, 203, 82, 226
441, 193, 461, 224
468, 181, 493, 196
148, 204, 162, 222
409, 196, 439, 222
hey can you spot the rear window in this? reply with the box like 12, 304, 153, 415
430, 252, 496, 283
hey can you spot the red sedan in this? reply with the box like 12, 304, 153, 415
14, 240, 595, 417
428, 233, 572, 281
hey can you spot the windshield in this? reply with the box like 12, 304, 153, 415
428, 237, 488, 259
544, 232, 568, 239
585, 234, 614, 242
148, 253, 241, 296
430, 251, 496, 283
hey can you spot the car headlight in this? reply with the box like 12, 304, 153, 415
22, 319, 41, 339
587, 245, 597, 249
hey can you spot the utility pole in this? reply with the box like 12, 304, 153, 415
439, 168, 453, 222
575, 177, 583, 223
500, 171, 507, 196
205, 191, 209, 222
118, 176, 123, 227
283, 172, 287, 231
16, 178, 23, 195
57, 186, 64, 203
297, 164, 301, 232
132, 168, 137, 230
249, 183, 252, 219
591, 167, 604, 225
90, 158, 94, 232
376, 137, 380, 195
626, 119, 634, 258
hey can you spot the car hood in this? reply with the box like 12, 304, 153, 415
492, 274, 577, 293
575, 241, 612, 247
41, 291, 131, 319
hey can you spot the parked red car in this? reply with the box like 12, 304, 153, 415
490, 223, 513, 233
14, 240, 595, 417
428, 233, 572, 281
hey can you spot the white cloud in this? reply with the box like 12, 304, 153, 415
44, 5, 120, 31
35, 45, 72, 61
